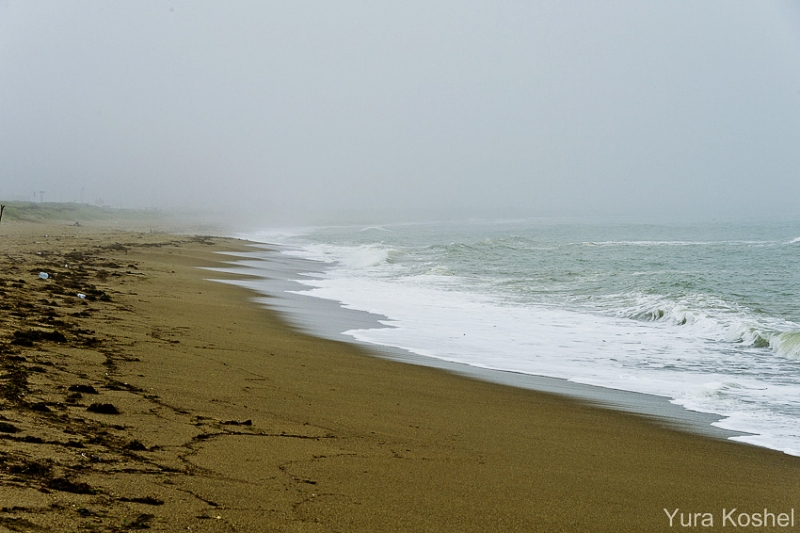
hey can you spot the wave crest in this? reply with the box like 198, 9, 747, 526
771, 331, 800, 359
612, 292, 800, 359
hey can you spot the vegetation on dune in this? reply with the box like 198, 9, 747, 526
0, 202, 165, 224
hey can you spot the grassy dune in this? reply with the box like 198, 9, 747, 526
0, 202, 165, 224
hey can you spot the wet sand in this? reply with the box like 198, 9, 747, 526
1, 215, 800, 532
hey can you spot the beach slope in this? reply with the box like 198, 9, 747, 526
0, 216, 798, 532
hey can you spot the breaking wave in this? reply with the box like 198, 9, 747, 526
611, 292, 800, 359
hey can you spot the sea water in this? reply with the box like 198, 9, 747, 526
241, 219, 800, 455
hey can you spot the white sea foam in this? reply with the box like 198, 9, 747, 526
314, 277, 800, 455
588, 240, 778, 247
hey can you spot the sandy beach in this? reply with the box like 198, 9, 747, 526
1, 210, 800, 532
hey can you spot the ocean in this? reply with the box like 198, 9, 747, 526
237, 218, 800, 455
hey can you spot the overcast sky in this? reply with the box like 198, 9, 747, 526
1, 1, 799, 224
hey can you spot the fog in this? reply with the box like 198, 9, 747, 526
2, 1, 799, 225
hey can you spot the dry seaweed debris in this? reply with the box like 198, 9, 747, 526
0, 231, 230, 531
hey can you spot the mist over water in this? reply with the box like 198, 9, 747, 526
1, 2, 800, 223
244, 219, 800, 455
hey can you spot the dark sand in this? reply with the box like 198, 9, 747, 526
1, 215, 799, 532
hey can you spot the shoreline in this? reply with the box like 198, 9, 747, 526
209, 242, 751, 444
2, 218, 800, 531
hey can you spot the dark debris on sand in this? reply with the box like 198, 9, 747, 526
86, 402, 120, 415
0, 235, 226, 531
